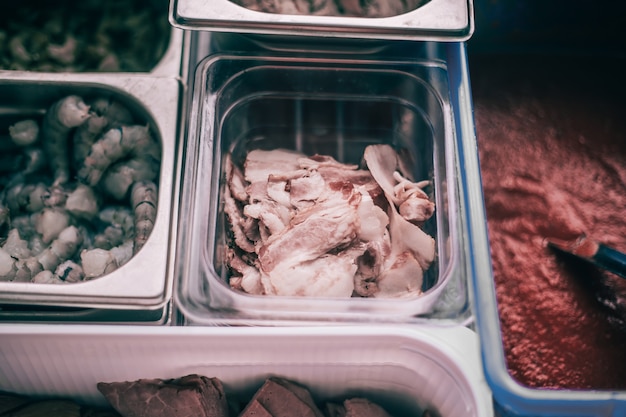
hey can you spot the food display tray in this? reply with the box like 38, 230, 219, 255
0, 324, 494, 417
173, 32, 476, 325
170, 0, 474, 42
0, 2, 185, 322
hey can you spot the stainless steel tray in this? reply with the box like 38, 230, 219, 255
170, 0, 473, 42
0, 72, 182, 315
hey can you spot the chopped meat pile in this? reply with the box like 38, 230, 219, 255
97, 375, 229, 417
223, 145, 436, 299
98, 375, 433, 417
231, 0, 429, 18
1, 375, 437, 416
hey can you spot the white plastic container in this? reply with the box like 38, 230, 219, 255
0, 324, 493, 417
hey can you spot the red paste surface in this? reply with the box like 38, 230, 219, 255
471, 55, 626, 389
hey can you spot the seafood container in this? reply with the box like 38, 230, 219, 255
169, 0, 474, 43
2, 0, 184, 78
0, 324, 493, 417
175, 41, 475, 325
0, 72, 181, 322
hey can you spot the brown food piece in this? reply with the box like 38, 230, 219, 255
239, 377, 325, 417
472, 55, 626, 389
324, 398, 392, 417
1, 399, 80, 417
97, 374, 229, 417
0, 392, 119, 417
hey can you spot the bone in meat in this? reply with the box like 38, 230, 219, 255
224, 180, 256, 253
261, 251, 359, 297
226, 145, 435, 299
257, 183, 361, 274
244, 149, 306, 184
225, 154, 248, 202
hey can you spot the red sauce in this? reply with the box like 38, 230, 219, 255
471, 55, 626, 389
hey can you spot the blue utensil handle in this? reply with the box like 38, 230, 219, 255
595, 244, 626, 280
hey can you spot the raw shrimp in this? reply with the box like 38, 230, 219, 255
72, 114, 108, 166
42, 95, 91, 186
8, 213, 39, 241
9, 119, 39, 146
80, 240, 133, 279
35, 225, 83, 272
42, 185, 69, 208
2, 228, 31, 259
90, 98, 134, 128
35, 207, 71, 244
130, 180, 157, 254
78, 124, 156, 186
22, 148, 47, 175
54, 260, 84, 283
0, 93, 161, 285
31, 270, 64, 284
0, 226, 82, 282
32, 259, 84, 284
64, 183, 100, 221
100, 154, 160, 200
4, 181, 48, 213
93, 206, 133, 249
73, 98, 135, 168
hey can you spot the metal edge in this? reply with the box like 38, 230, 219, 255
1, 24, 184, 80
0, 71, 183, 310
170, 0, 474, 42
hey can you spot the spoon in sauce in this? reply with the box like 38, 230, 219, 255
547, 234, 626, 280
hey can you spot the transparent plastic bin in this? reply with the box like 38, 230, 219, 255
462, 50, 626, 417
0, 324, 493, 417
175, 52, 469, 324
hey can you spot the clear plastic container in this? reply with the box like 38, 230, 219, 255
175, 52, 469, 324
0, 324, 493, 417
461, 52, 626, 417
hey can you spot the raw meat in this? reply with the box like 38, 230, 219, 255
97, 375, 229, 417
0, 375, 414, 417
223, 145, 436, 298
325, 398, 392, 417
230, 0, 429, 18
239, 377, 325, 417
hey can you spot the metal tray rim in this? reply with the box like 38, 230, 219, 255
169, 0, 474, 41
